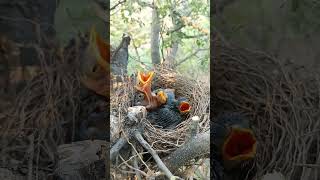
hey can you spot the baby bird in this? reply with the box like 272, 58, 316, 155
134, 71, 165, 110
212, 112, 257, 172
154, 88, 192, 115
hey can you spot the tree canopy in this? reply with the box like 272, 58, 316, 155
111, 0, 209, 80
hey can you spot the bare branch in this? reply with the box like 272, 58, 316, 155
110, 0, 127, 11
186, 116, 200, 142
132, 148, 142, 180
27, 134, 34, 180
110, 137, 128, 162
134, 131, 175, 179
118, 155, 147, 177
175, 48, 208, 67
164, 131, 210, 172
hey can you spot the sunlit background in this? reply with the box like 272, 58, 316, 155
111, 0, 209, 81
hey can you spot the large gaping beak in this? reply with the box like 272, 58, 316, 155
179, 101, 191, 114
89, 26, 110, 70
135, 71, 155, 104
136, 71, 154, 87
222, 127, 257, 162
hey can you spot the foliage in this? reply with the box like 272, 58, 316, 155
111, 0, 209, 78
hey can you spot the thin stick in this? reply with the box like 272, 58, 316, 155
118, 155, 147, 177
27, 134, 35, 180
132, 148, 142, 180
134, 131, 175, 179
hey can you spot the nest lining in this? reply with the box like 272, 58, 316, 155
111, 66, 210, 153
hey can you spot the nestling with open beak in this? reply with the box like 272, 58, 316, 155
153, 88, 192, 115
80, 26, 110, 97
134, 71, 165, 110
212, 112, 257, 171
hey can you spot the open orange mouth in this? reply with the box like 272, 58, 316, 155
95, 31, 109, 62
135, 71, 155, 104
137, 71, 154, 86
222, 128, 257, 161
179, 101, 191, 113
89, 26, 110, 70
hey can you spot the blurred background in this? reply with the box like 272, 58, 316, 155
110, 0, 209, 81
213, 0, 320, 70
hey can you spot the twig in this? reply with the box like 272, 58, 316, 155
110, 0, 127, 11
134, 130, 175, 179
186, 116, 200, 142
110, 137, 128, 162
175, 48, 208, 67
132, 148, 142, 180
294, 163, 320, 168
118, 155, 147, 177
27, 134, 35, 180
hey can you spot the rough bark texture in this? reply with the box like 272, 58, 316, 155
164, 131, 210, 173
111, 34, 130, 76
150, 6, 161, 65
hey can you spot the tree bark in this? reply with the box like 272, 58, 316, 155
150, 5, 161, 65
164, 131, 210, 173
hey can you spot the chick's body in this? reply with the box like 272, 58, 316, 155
146, 105, 182, 129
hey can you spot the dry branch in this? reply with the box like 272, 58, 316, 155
110, 137, 128, 162
134, 130, 174, 178
164, 131, 210, 173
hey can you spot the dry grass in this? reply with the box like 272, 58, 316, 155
0, 40, 83, 179
212, 42, 320, 180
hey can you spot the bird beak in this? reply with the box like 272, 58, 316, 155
89, 26, 109, 70
157, 91, 167, 104
222, 127, 257, 162
137, 71, 154, 86
179, 101, 191, 114
135, 71, 155, 104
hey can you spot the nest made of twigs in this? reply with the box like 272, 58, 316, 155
0, 36, 90, 179
111, 65, 210, 153
212, 42, 320, 180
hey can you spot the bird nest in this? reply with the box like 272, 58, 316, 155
212, 42, 320, 180
110, 65, 210, 153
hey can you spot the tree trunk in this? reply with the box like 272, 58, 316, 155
150, 5, 161, 65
